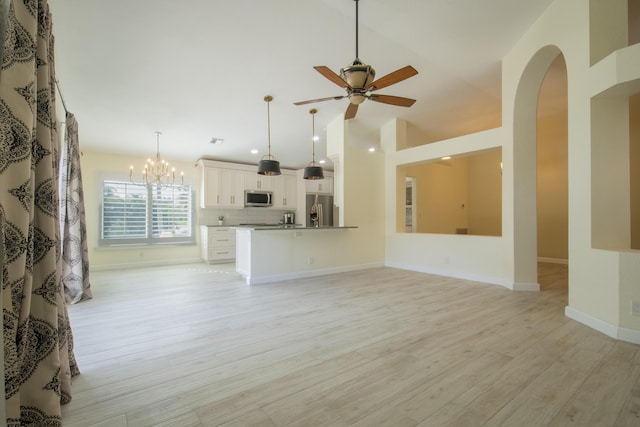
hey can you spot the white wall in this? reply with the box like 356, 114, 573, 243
384, 124, 516, 288
383, 0, 640, 341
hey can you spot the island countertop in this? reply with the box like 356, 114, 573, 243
232, 225, 358, 231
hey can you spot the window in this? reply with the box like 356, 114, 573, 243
100, 180, 194, 246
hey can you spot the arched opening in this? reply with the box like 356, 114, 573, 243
536, 55, 569, 291
512, 45, 567, 290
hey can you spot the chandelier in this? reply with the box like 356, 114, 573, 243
129, 132, 183, 186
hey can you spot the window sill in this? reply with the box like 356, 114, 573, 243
96, 241, 197, 251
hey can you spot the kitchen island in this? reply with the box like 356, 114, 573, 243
234, 225, 380, 284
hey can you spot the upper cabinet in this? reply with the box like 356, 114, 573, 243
200, 167, 244, 208
199, 159, 305, 209
273, 173, 298, 209
244, 173, 273, 191
305, 176, 333, 194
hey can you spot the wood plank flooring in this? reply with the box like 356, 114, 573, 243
61, 263, 640, 426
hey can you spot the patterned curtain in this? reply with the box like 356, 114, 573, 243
0, 0, 79, 425
60, 112, 92, 304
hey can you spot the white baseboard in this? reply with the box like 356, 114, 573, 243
538, 257, 568, 265
245, 262, 384, 285
384, 262, 536, 291
512, 282, 541, 292
90, 258, 203, 272
565, 306, 640, 344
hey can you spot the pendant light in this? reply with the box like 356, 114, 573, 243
303, 108, 324, 180
257, 95, 281, 176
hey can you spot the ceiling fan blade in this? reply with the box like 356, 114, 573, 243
344, 102, 359, 120
294, 96, 345, 106
368, 94, 416, 107
314, 66, 350, 89
366, 65, 418, 91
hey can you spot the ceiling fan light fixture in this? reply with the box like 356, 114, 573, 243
340, 63, 375, 89
349, 94, 367, 105
303, 108, 324, 180
292, 0, 418, 119
257, 95, 281, 176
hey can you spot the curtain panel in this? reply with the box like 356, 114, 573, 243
0, 0, 78, 425
60, 112, 92, 304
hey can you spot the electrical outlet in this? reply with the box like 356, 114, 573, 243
632, 301, 640, 316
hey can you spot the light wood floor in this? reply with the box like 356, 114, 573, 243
62, 263, 640, 426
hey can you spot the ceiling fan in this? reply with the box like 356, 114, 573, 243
294, 0, 418, 120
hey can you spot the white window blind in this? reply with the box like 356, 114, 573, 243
100, 180, 194, 246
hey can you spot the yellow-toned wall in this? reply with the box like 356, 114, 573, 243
468, 149, 502, 236
80, 150, 201, 272
537, 112, 569, 259
405, 159, 469, 234
400, 149, 501, 236
631, 93, 640, 249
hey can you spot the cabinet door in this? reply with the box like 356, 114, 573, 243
320, 177, 333, 194
217, 169, 245, 207
304, 177, 333, 194
273, 174, 298, 208
282, 175, 298, 208
201, 167, 222, 207
245, 172, 273, 191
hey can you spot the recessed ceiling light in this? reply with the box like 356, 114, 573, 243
441, 156, 452, 160
210, 137, 224, 145
368, 147, 375, 152
250, 149, 259, 154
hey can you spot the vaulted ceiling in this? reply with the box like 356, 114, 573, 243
50, 0, 555, 169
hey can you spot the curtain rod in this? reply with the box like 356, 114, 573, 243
54, 79, 68, 114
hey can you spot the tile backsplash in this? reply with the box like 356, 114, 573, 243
199, 208, 295, 226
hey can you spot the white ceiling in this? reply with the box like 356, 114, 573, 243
49, 0, 555, 170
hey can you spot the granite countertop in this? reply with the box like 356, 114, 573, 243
232, 224, 357, 230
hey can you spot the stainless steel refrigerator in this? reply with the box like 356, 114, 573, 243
306, 194, 334, 227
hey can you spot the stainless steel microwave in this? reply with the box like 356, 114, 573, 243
245, 190, 272, 207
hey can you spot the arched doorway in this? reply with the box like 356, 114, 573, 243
512, 45, 567, 289
536, 54, 569, 291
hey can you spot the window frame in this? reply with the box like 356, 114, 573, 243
99, 180, 195, 247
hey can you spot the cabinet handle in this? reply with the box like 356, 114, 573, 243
217, 195, 220, 204
216, 251, 229, 255
216, 239, 229, 242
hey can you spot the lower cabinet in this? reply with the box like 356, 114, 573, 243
201, 226, 236, 263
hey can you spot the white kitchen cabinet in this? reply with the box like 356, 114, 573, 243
201, 226, 236, 263
305, 176, 333, 194
200, 167, 244, 208
220, 169, 245, 207
244, 172, 273, 191
273, 174, 298, 209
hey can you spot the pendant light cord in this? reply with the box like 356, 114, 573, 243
311, 109, 316, 162
265, 95, 272, 157
267, 100, 271, 156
